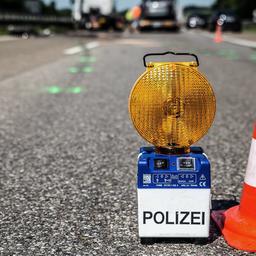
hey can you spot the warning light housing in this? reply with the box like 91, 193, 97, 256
129, 52, 216, 153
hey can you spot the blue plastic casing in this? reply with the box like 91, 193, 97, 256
138, 147, 210, 189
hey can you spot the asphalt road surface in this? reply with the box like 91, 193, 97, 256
0, 31, 256, 256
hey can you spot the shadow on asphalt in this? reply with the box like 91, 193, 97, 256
138, 28, 180, 33
66, 30, 124, 39
66, 29, 182, 40
212, 198, 239, 211
140, 198, 239, 246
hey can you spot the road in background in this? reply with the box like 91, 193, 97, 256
0, 32, 125, 81
0, 31, 255, 255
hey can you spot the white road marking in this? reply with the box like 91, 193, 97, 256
64, 41, 100, 55
0, 36, 18, 42
64, 46, 83, 55
224, 36, 256, 49
115, 38, 160, 47
186, 29, 256, 49
85, 41, 100, 50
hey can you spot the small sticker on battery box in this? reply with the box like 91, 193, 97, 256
178, 174, 197, 184
178, 157, 195, 170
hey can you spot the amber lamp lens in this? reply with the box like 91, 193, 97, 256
129, 63, 216, 149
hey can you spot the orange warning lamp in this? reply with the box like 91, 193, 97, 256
133, 52, 215, 242
129, 52, 216, 153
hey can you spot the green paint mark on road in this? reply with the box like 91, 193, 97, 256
200, 50, 213, 56
45, 86, 85, 95
47, 86, 62, 94
217, 49, 227, 56
227, 55, 239, 61
217, 49, 239, 61
80, 56, 87, 63
82, 66, 93, 73
191, 49, 214, 57
249, 52, 256, 62
67, 87, 83, 94
68, 67, 79, 74
88, 56, 96, 63
80, 56, 96, 63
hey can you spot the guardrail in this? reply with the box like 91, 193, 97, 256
0, 13, 73, 25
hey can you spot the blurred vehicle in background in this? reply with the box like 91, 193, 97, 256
138, 0, 179, 31
253, 9, 256, 23
209, 10, 242, 32
7, 25, 38, 39
7, 25, 52, 39
72, 0, 125, 31
186, 13, 209, 29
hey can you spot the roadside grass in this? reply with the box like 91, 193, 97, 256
243, 23, 256, 33
0, 26, 8, 35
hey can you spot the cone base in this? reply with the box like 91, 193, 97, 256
214, 38, 222, 43
212, 206, 256, 252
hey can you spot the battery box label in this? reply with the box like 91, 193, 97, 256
178, 174, 197, 184
152, 174, 197, 185
143, 172, 207, 188
138, 150, 210, 189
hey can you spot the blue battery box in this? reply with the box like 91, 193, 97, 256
138, 146, 210, 189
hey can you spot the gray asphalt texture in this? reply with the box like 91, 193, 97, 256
0, 31, 256, 255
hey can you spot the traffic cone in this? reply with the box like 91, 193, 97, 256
212, 124, 256, 252
214, 22, 223, 43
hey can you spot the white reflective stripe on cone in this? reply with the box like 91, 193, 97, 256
245, 138, 256, 187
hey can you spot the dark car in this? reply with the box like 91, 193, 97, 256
209, 10, 242, 32
139, 0, 179, 31
186, 13, 209, 29
7, 25, 39, 39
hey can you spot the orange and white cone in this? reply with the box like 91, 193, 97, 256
214, 20, 223, 43
212, 124, 256, 252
